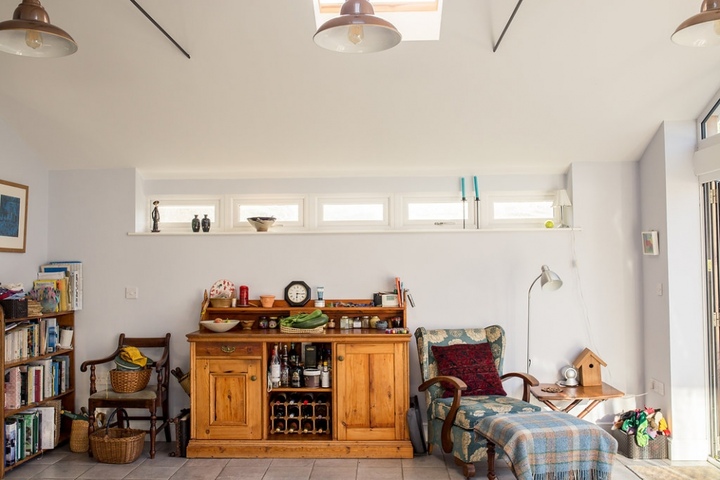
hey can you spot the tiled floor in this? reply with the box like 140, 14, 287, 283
1, 442, 716, 479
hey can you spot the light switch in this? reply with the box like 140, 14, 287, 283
125, 287, 139, 299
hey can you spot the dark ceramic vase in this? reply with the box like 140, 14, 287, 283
191, 215, 200, 233
201, 214, 211, 232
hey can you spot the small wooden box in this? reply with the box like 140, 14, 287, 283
1, 298, 27, 319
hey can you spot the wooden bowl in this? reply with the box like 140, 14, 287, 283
240, 319, 255, 330
209, 297, 232, 308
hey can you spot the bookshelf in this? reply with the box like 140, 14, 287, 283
1, 308, 75, 478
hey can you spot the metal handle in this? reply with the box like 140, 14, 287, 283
337, 355, 344, 361
221, 345, 236, 354
251, 375, 257, 381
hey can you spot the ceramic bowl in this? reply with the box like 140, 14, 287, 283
240, 319, 255, 330
209, 297, 232, 308
200, 319, 239, 333
247, 217, 276, 232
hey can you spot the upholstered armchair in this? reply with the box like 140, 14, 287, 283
415, 325, 541, 478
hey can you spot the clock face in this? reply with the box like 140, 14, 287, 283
284, 281, 311, 306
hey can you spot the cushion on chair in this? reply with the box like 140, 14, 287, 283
90, 387, 158, 401
430, 395, 541, 430
432, 342, 507, 397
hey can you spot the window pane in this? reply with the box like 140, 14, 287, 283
408, 202, 463, 221
239, 205, 299, 222
322, 204, 384, 221
493, 201, 552, 220
161, 205, 216, 223
703, 99, 720, 139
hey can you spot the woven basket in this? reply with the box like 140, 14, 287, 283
110, 368, 151, 393
280, 324, 324, 334
90, 426, 146, 464
70, 419, 89, 453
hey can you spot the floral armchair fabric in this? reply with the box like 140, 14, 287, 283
415, 326, 541, 478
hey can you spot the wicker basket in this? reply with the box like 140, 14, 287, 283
70, 419, 89, 453
280, 324, 325, 334
110, 368, 151, 393
89, 425, 146, 464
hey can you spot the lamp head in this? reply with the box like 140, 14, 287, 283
314, 0, 401, 53
539, 265, 563, 291
672, 0, 720, 47
0, 0, 77, 57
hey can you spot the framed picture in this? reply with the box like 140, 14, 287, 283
642, 231, 659, 256
0, 179, 28, 253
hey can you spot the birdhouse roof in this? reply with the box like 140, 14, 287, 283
572, 348, 607, 368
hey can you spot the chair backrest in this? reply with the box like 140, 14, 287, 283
119, 333, 171, 389
414, 325, 506, 403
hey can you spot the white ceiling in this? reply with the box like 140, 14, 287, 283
1, 0, 719, 179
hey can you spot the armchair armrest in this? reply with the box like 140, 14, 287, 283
79, 347, 123, 372
500, 372, 539, 402
419, 375, 467, 453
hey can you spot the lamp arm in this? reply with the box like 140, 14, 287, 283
527, 274, 541, 374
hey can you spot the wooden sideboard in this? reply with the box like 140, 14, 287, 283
186, 299, 413, 458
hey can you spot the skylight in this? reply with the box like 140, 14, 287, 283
313, 0, 444, 42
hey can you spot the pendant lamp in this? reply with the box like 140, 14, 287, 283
314, 0, 401, 53
0, 0, 77, 57
672, 0, 720, 47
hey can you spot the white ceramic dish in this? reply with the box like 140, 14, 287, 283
201, 319, 239, 333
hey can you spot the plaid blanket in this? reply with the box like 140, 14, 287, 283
475, 412, 617, 480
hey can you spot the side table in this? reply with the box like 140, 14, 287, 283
530, 382, 624, 418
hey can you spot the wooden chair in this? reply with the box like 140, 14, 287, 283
80, 333, 171, 459
415, 325, 541, 478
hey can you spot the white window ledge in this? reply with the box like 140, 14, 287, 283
128, 227, 582, 236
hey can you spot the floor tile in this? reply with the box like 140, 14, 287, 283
261, 466, 312, 480
356, 466, 403, 479
309, 466, 357, 479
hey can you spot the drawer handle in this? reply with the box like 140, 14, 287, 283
337, 355, 344, 361
251, 375, 257, 381
221, 345, 236, 354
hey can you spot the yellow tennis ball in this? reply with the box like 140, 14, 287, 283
545, 220, 554, 228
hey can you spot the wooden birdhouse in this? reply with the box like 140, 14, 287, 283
572, 348, 606, 386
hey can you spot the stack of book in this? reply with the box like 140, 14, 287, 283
34, 262, 83, 313
4, 356, 71, 410
4, 406, 55, 466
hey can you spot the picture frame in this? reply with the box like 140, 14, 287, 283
642, 231, 659, 256
0, 179, 29, 253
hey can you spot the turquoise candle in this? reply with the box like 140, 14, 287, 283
461, 177, 466, 198
473, 176, 479, 199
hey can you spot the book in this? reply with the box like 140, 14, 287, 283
29, 359, 53, 400
5, 417, 17, 465
27, 407, 54, 450
42, 262, 82, 310
45, 318, 58, 354
4, 367, 21, 410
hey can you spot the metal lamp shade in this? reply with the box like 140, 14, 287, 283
539, 265, 563, 291
672, 0, 720, 47
314, 0, 401, 53
0, 0, 77, 58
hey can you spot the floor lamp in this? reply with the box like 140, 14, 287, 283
527, 265, 563, 373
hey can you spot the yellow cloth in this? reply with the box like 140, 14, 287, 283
119, 346, 148, 367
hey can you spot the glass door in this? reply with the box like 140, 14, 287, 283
702, 180, 720, 459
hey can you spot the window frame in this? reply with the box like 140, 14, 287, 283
399, 194, 469, 229
481, 191, 555, 229
315, 195, 391, 229
229, 195, 306, 231
148, 196, 223, 233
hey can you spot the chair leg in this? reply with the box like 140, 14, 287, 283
163, 397, 171, 442
486, 442, 497, 480
454, 456, 476, 478
149, 411, 157, 459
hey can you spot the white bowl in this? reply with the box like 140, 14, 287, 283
201, 319, 239, 333
247, 217, 276, 232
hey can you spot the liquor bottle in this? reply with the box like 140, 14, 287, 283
302, 419, 313, 433
289, 342, 298, 366
301, 393, 314, 405
315, 418, 327, 433
270, 345, 281, 388
321, 361, 330, 388
280, 344, 290, 386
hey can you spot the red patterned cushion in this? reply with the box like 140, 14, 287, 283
431, 342, 507, 398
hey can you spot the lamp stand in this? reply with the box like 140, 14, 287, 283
526, 274, 541, 373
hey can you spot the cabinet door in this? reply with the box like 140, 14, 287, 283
335, 342, 408, 441
195, 358, 263, 440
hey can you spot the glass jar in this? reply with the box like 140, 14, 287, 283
258, 316, 269, 329
361, 316, 370, 329
340, 316, 351, 330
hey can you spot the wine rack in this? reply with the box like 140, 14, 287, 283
269, 392, 331, 436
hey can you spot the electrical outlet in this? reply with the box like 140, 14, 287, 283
125, 286, 139, 299
651, 378, 665, 396
656, 283, 663, 296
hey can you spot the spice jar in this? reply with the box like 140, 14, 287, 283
361, 316, 370, 329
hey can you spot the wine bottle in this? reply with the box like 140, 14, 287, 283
271, 345, 281, 388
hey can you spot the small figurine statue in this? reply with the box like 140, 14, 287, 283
151, 200, 160, 233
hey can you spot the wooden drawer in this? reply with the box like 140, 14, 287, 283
195, 342, 262, 357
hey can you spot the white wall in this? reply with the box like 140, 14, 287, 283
0, 117, 49, 284
38, 166, 643, 431
639, 121, 707, 460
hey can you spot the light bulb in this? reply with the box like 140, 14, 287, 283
348, 25, 364, 45
25, 30, 43, 50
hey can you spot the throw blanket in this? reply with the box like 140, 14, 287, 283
475, 412, 617, 480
